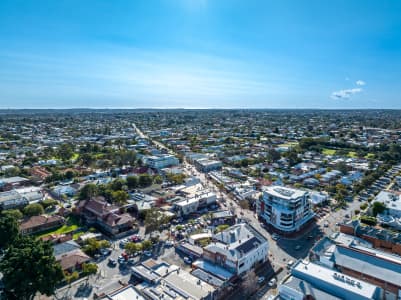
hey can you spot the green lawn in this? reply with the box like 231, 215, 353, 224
72, 232, 85, 240
347, 151, 358, 158
365, 153, 375, 159
278, 142, 298, 148
71, 153, 79, 161
37, 216, 81, 238
322, 148, 336, 155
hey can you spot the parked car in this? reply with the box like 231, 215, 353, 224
268, 278, 276, 287
257, 276, 265, 284
272, 233, 280, 241
108, 258, 117, 266
183, 256, 192, 265
287, 260, 294, 269
144, 250, 152, 257
100, 248, 111, 256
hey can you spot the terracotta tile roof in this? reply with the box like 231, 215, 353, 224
56, 249, 90, 270
20, 215, 64, 231
104, 212, 133, 227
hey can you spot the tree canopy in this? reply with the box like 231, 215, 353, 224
0, 235, 64, 300
0, 214, 19, 248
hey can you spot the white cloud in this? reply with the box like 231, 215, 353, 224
331, 88, 362, 100
356, 80, 366, 86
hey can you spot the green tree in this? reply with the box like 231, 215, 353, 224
0, 235, 64, 300
144, 208, 169, 233
125, 242, 143, 255
57, 143, 74, 162
41, 199, 59, 209
0, 214, 19, 248
81, 263, 98, 276
141, 240, 152, 250
78, 183, 98, 200
126, 176, 138, 189
23, 203, 44, 217
372, 201, 386, 216
139, 174, 153, 187
2, 209, 23, 220
112, 190, 129, 205
109, 178, 125, 191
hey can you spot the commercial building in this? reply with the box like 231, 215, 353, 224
131, 259, 216, 300
144, 154, 179, 170
279, 260, 382, 300
194, 158, 222, 173
311, 232, 401, 298
257, 186, 314, 233
340, 219, 401, 256
374, 190, 401, 217
202, 223, 268, 275
173, 191, 216, 216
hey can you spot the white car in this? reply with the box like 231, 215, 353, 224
287, 260, 294, 269
268, 278, 276, 287
257, 276, 265, 284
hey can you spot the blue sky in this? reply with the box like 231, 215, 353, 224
0, 0, 401, 109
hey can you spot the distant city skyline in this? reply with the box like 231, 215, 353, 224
1, 1, 401, 109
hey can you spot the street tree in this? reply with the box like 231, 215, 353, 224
0, 235, 64, 300
23, 203, 44, 217
0, 214, 19, 248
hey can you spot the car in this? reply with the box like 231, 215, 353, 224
257, 276, 265, 284
127, 258, 135, 265
324, 222, 329, 227
307, 235, 314, 240
345, 214, 350, 218
144, 250, 152, 257
272, 233, 280, 241
183, 256, 192, 265
294, 245, 301, 251
108, 258, 117, 266
119, 239, 129, 247
100, 248, 111, 256
268, 278, 276, 287
287, 260, 294, 269
165, 240, 174, 247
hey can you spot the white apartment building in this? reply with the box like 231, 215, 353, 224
203, 223, 269, 275
144, 154, 179, 169
257, 186, 314, 233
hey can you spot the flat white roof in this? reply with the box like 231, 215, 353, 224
107, 285, 144, 300
375, 190, 401, 212
264, 186, 307, 200
293, 260, 379, 298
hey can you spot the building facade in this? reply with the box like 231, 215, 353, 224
203, 223, 269, 275
144, 154, 179, 170
257, 186, 314, 233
